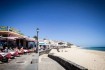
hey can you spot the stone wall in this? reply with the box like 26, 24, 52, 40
48, 54, 88, 70
39, 49, 51, 56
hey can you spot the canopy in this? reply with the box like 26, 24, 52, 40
0, 37, 18, 40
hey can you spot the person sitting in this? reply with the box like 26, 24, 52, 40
0, 49, 2, 52
14, 47, 19, 52
13, 47, 20, 56
19, 47, 24, 54
4, 47, 8, 52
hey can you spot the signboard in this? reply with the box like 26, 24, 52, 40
0, 26, 24, 35
0, 26, 8, 31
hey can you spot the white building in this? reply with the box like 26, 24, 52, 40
70, 44, 78, 48
38, 39, 68, 49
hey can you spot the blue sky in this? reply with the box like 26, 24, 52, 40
0, 0, 105, 47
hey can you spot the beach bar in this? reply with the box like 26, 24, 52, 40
0, 26, 35, 49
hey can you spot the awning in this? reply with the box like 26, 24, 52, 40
6, 37, 18, 40
0, 37, 18, 40
39, 42, 47, 45
26, 38, 35, 42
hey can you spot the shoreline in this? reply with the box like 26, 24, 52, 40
80, 47, 105, 52
49, 48, 105, 70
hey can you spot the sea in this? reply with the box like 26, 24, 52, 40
82, 47, 105, 51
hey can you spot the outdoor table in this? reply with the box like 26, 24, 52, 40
0, 52, 11, 62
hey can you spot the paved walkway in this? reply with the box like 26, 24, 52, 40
0, 53, 38, 70
39, 54, 65, 70
25, 53, 39, 70
0, 53, 37, 70
0, 53, 65, 70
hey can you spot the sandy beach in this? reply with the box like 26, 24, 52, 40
50, 48, 105, 70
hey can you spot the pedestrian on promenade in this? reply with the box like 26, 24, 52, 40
57, 46, 60, 52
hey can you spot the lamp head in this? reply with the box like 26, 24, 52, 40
36, 28, 39, 32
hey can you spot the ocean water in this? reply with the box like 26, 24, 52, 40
82, 47, 105, 51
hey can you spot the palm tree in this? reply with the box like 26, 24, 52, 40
43, 38, 47, 40
33, 35, 38, 40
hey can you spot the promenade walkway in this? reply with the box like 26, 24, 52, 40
25, 53, 38, 70
0, 53, 65, 70
39, 54, 65, 70
0, 53, 38, 70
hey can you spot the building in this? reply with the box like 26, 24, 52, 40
0, 26, 35, 49
38, 39, 50, 50
46, 40, 68, 48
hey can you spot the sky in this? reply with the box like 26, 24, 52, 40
0, 0, 105, 47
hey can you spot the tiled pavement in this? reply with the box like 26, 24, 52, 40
39, 54, 65, 70
0, 53, 65, 70
0, 53, 38, 70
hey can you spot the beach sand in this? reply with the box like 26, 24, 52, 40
50, 48, 105, 70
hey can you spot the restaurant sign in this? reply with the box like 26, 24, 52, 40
0, 26, 8, 31
0, 26, 24, 35
0, 26, 18, 32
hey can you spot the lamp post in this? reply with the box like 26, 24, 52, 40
36, 28, 39, 53
6, 26, 9, 48
36, 28, 39, 70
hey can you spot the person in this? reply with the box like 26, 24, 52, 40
33, 47, 36, 52
20, 47, 24, 54
0, 49, 2, 52
57, 46, 60, 52
14, 47, 19, 52
4, 47, 8, 52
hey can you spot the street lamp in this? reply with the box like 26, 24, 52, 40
36, 28, 39, 70
36, 28, 39, 53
